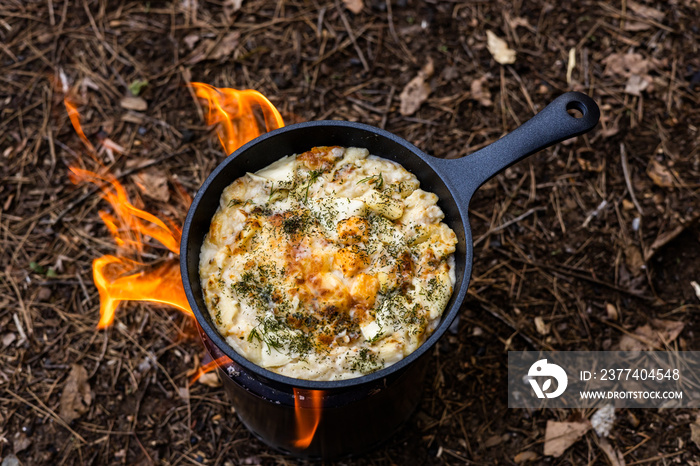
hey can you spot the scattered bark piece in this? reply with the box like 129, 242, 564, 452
543, 420, 591, 457
534, 316, 550, 335
606, 303, 618, 320
342, 0, 363, 14
486, 30, 516, 65
470, 75, 493, 106
120, 96, 148, 112
197, 371, 222, 388
598, 438, 626, 466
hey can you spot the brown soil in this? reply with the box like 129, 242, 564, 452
1, 0, 699, 464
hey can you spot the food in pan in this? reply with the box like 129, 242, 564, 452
199, 146, 457, 380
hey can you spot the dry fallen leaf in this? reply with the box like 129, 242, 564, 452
617, 319, 685, 351
606, 303, 619, 321
691, 416, 700, 450
514, 451, 538, 463
576, 155, 604, 172
647, 159, 680, 188
187, 31, 240, 64
470, 74, 493, 106
210, 31, 241, 60
59, 364, 93, 423
120, 96, 148, 112
399, 58, 434, 116
343, 0, 363, 14
602, 53, 651, 78
184, 33, 200, 50
2, 332, 16, 347
13, 433, 32, 453
486, 30, 516, 65
484, 434, 505, 448
627, 0, 665, 21
623, 244, 644, 276
197, 371, 222, 388
133, 168, 170, 203
544, 420, 591, 457
625, 74, 651, 96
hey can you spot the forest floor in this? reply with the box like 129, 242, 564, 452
1, 0, 699, 464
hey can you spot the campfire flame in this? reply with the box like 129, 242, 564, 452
64, 103, 191, 328
63, 83, 283, 329
191, 83, 284, 155
293, 389, 324, 449
65, 82, 320, 449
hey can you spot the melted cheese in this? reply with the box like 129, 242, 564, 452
200, 146, 457, 381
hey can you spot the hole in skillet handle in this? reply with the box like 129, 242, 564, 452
566, 100, 586, 119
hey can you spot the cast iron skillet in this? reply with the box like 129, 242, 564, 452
181, 91, 600, 390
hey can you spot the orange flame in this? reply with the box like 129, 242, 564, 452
191, 83, 284, 154
63, 83, 285, 329
293, 388, 324, 449
92, 256, 191, 329
189, 355, 233, 385
64, 98, 97, 160
63, 98, 190, 328
69, 167, 180, 254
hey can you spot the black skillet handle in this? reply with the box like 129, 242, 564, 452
437, 92, 600, 204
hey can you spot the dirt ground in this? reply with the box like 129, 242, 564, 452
1, 0, 700, 464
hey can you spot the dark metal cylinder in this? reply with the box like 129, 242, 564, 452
199, 329, 428, 460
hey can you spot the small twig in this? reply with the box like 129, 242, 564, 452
335, 0, 369, 71
380, 86, 395, 129
384, 0, 417, 65
12, 313, 28, 345
620, 143, 643, 215
497, 249, 654, 300
466, 290, 540, 349
6, 389, 86, 443
474, 207, 545, 247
